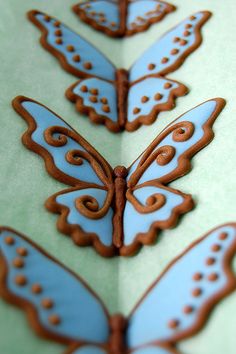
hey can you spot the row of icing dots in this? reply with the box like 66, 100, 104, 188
79, 3, 119, 30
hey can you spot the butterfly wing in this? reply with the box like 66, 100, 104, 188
0, 227, 110, 350
12, 96, 115, 257
125, 76, 187, 131
129, 11, 211, 83
120, 99, 225, 255
72, 1, 123, 37
126, 224, 236, 351
27, 10, 116, 81
126, 0, 175, 36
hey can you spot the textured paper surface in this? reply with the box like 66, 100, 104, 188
0, 0, 235, 353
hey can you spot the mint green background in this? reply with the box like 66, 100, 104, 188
0, 0, 235, 353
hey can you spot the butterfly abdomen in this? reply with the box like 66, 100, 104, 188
109, 314, 127, 354
112, 166, 128, 249
116, 69, 129, 130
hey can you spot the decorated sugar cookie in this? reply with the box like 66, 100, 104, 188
0, 224, 235, 353
13, 96, 225, 257
28, 10, 211, 132
72, 0, 176, 37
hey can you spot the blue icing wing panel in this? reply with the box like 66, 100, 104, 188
70, 78, 118, 123
129, 12, 209, 82
0, 229, 110, 343
32, 12, 116, 81
55, 188, 114, 247
126, 225, 236, 348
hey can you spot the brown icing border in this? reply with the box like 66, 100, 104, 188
1, 224, 235, 353
72, 0, 176, 38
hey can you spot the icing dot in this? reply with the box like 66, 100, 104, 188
133, 107, 141, 114
4, 236, 15, 245
53, 21, 61, 27
100, 97, 108, 104
193, 272, 203, 281
137, 16, 144, 22
84, 4, 91, 8
66, 45, 75, 52
141, 96, 149, 103
80, 85, 88, 93
183, 30, 191, 37
161, 57, 169, 64
171, 48, 179, 55
42, 298, 54, 309
148, 63, 156, 70
90, 88, 99, 95
192, 288, 202, 297
83, 62, 92, 70
173, 37, 180, 43
54, 29, 62, 37
48, 314, 61, 326
154, 93, 163, 101
98, 12, 105, 17
100, 18, 106, 23
206, 257, 216, 266
90, 11, 96, 16
89, 96, 98, 103
31, 284, 42, 294
190, 15, 196, 21
73, 55, 81, 62
168, 319, 179, 329
12, 258, 24, 268
44, 15, 51, 22
183, 305, 194, 314
16, 247, 28, 257
211, 244, 221, 252
55, 38, 63, 45
110, 22, 116, 27
164, 82, 172, 89
15, 274, 27, 286
179, 39, 188, 46
208, 273, 219, 282
102, 105, 110, 113
185, 24, 193, 29
219, 232, 228, 240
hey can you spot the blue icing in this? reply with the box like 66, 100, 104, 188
123, 185, 184, 245
0, 230, 110, 343
35, 13, 116, 81
72, 78, 118, 122
130, 12, 205, 82
56, 188, 113, 246
22, 101, 103, 186
127, 100, 217, 184
72, 347, 106, 354
126, 225, 236, 348
127, 77, 179, 122
127, 1, 168, 29
79, 1, 120, 31
131, 347, 172, 354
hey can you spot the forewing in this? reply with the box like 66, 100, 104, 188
46, 187, 115, 257
126, 77, 187, 132
129, 11, 211, 82
72, 1, 122, 37
120, 183, 192, 256
66, 77, 120, 132
0, 227, 110, 346
12, 96, 113, 188
127, 224, 236, 349
127, 99, 225, 187
28, 10, 116, 81
126, 0, 175, 36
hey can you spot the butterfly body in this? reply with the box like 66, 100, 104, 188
28, 10, 211, 132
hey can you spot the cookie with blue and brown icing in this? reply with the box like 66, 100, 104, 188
72, 0, 176, 38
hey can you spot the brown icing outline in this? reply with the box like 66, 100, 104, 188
27, 10, 211, 133
0, 224, 236, 354
12, 96, 225, 258
72, 0, 176, 38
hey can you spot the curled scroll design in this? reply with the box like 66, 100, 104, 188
126, 189, 166, 214
171, 121, 195, 142
75, 189, 113, 219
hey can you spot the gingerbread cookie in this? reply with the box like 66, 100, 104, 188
72, 0, 176, 38
12, 96, 225, 257
0, 223, 236, 353
27, 10, 211, 133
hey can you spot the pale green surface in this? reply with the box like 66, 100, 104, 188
0, 0, 235, 353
